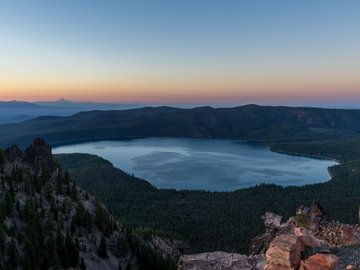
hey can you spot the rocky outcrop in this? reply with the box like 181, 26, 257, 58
256, 204, 360, 270
308, 203, 327, 223
262, 228, 340, 270
24, 137, 57, 173
264, 235, 302, 270
299, 254, 339, 270
145, 235, 190, 263
1, 139, 183, 270
295, 203, 328, 230
341, 226, 360, 246
4, 138, 57, 174
4, 144, 23, 162
294, 227, 328, 250
179, 203, 360, 270
250, 213, 295, 254
177, 252, 264, 270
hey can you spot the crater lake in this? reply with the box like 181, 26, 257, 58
53, 138, 337, 191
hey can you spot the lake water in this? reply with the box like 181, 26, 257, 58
53, 138, 337, 191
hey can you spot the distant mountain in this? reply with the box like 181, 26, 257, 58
1, 104, 360, 147
0, 100, 142, 124
45, 98, 74, 106
35, 99, 142, 110
0, 100, 41, 108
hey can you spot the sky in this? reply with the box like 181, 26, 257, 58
0, 0, 359, 105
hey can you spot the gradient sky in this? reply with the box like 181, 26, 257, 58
1, 0, 360, 104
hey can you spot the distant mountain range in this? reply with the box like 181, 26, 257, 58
34, 98, 142, 109
0, 99, 142, 124
2, 104, 360, 147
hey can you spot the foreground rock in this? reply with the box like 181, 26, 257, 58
250, 213, 295, 255
177, 203, 360, 270
263, 226, 339, 270
300, 253, 339, 270
251, 202, 360, 251
341, 226, 360, 246
294, 227, 328, 250
264, 235, 302, 270
177, 252, 264, 270
178, 203, 360, 269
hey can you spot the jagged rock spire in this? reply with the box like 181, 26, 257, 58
4, 138, 57, 174
4, 144, 23, 162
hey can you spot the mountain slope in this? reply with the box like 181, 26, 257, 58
2, 105, 360, 147
0, 139, 181, 269
0, 100, 141, 125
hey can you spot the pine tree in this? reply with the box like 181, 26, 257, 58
42, 235, 59, 269
80, 257, 86, 270
97, 236, 108, 258
23, 236, 36, 270
71, 183, 78, 201
0, 225, 5, 255
0, 149, 4, 167
64, 170, 71, 184
95, 199, 106, 231
56, 231, 69, 269
0, 208, 3, 225
126, 263, 132, 270
7, 240, 18, 269
16, 199, 20, 213
4, 190, 14, 216
56, 173, 63, 194
84, 211, 92, 231
65, 232, 79, 267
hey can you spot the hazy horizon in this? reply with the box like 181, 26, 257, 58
2, 97, 360, 109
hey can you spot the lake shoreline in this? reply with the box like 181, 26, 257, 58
53, 137, 337, 192
50, 135, 340, 164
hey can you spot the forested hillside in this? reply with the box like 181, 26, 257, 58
56, 136, 360, 253
2, 105, 360, 147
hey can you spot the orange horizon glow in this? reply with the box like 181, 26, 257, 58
1, 72, 360, 103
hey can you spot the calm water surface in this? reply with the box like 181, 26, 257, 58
53, 138, 337, 191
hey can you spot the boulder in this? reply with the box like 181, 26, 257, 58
295, 203, 328, 229
177, 251, 263, 270
293, 227, 328, 250
341, 226, 360, 246
264, 235, 302, 270
296, 205, 310, 216
250, 214, 295, 255
263, 212, 283, 228
308, 203, 327, 222
299, 253, 339, 270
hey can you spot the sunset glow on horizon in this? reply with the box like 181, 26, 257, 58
1, 0, 359, 105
